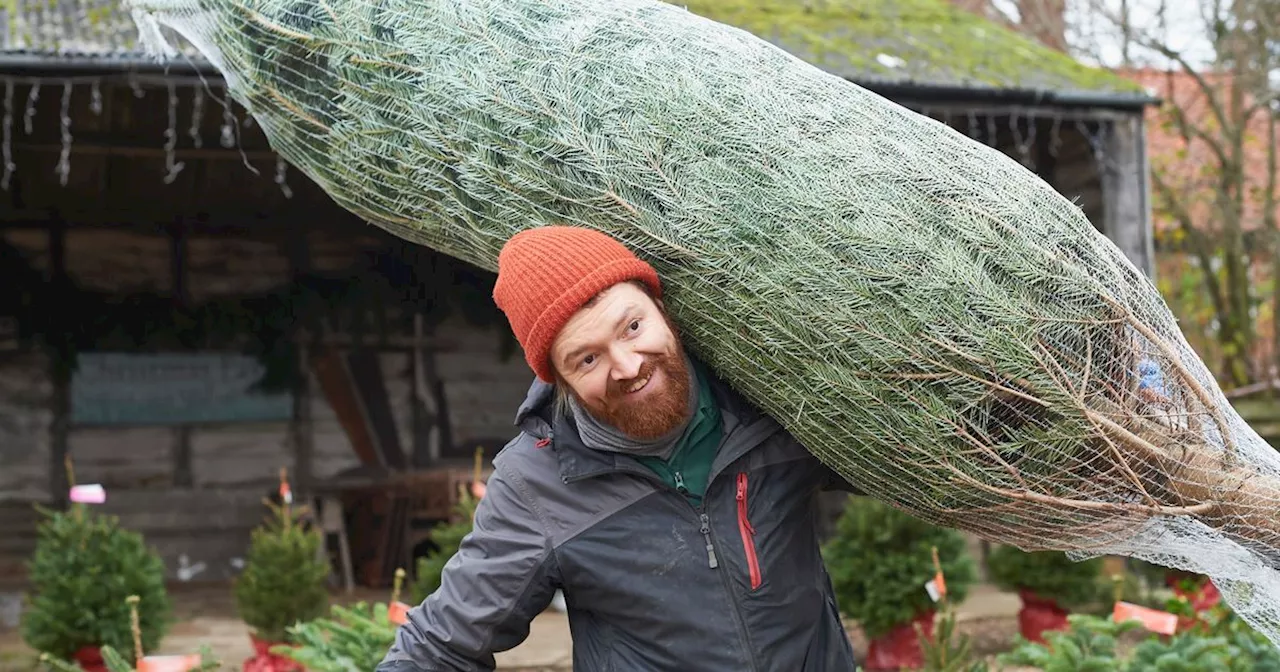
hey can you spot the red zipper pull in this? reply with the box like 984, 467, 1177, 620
736, 475, 746, 501
534, 437, 551, 448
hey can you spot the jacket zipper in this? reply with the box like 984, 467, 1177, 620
736, 472, 762, 589
699, 513, 718, 568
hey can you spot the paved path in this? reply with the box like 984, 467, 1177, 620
486, 583, 1023, 668
0, 582, 1024, 670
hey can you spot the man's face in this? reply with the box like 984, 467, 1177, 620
549, 282, 691, 440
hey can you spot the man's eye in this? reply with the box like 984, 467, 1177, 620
628, 320, 641, 332
582, 354, 596, 367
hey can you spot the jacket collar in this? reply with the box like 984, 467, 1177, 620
512, 355, 782, 484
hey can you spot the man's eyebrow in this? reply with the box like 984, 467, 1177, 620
558, 304, 641, 367
560, 342, 589, 368
613, 304, 639, 332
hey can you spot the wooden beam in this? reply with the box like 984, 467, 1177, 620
13, 142, 279, 162
0, 209, 369, 233
897, 100, 1144, 124
1099, 116, 1155, 278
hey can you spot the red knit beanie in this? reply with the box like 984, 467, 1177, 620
493, 226, 663, 382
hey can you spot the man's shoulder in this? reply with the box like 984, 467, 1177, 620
491, 432, 564, 492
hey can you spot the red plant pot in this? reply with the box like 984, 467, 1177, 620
72, 646, 107, 672
1017, 590, 1070, 644
242, 634, 304, 672
1168, 577, 1221, 633
864, 609, 936, 671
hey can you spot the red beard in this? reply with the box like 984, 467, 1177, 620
578, 346, 692, 440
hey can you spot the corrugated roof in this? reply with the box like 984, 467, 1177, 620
0, 0, 1148, 101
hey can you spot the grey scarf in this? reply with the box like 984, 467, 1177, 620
568, 357, 699, 459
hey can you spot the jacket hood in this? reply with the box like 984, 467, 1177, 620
514, 377, 557, 440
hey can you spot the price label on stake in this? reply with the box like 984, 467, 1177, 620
1113, 601, 1178, 635
69, 484, 106, 504
388, 601, 411, 625
279, 481, 293, 505
925, 570, 947, 603
137, 654, 203, 672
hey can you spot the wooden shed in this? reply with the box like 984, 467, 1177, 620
0, 0, 1157, 587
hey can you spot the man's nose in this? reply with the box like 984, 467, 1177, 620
611, 347, 643, 380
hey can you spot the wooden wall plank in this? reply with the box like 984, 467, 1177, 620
69, 427, 173, 489
0, 353, 52, 503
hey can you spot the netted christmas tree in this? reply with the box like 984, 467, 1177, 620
127, 0, 1280, 645
22, 466, 171, 665
233, 471, 330, 650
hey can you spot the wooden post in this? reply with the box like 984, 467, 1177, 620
169, 216, 193, 488
1100, 115, 1155, 278
288, 236, 314, 500
48, 213, 69, 509
1033, 117, 1058, 185
410, 313, 436, 469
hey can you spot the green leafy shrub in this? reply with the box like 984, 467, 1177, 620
21, 504, 171, 663
276, 602, 397, 671
986, 546, 1104, 608
998, 609, 1280, 672
233, 500, 331, 643
999, 614, 1141, 672
821, 496, 976, 639
411, 492, 478, 604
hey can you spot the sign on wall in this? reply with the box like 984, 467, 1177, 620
71, 352, 295, 426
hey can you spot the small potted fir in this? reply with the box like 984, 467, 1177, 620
822, 497, 976, 671
986, 545, 1103, 644
233, 470, 330, 672
22, 464, 170, 671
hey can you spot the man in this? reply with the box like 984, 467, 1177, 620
378, 226, 860, 671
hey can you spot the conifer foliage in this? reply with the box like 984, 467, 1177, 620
233, 470, 330, 644
22, 464, 170, 664
411, 490, 478, 604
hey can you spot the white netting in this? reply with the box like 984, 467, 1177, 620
127, 0, 1280, 646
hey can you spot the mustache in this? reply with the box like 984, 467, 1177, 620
607, 359, 658, 399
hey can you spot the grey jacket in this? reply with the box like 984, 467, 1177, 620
377, 370, 859, 671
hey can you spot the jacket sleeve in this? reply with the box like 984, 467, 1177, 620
376, 465, 558, 672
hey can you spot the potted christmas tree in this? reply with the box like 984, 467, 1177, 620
233, 469, 330, 672
1128, 560, 1221, 633
411, 448, 486, 604
38, 596, 219, 672
985, 545, 1103, 644
410, 486, 478, 604
822, 497, 976, 672
22, 462, 171, 671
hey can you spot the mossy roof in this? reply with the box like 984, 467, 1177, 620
678, 0, 1146, 97
1, 0, 1147, 100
